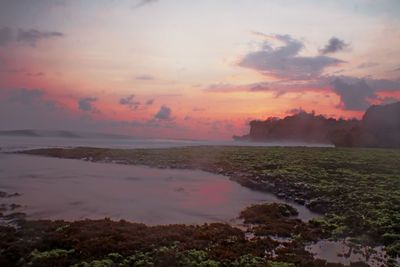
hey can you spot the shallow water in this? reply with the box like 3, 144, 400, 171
306, 239, 397, 267
0, 153, 318, 225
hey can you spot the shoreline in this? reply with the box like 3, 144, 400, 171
1, 146, 399, 266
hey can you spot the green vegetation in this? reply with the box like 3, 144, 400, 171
267, 261, 295, 267
2, 204, 372, 266
0, 215, 327, 266
23, 146, 400, 257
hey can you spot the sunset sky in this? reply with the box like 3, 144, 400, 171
1, 0, 400, 140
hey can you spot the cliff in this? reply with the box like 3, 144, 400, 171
235, 102, 400, 148
361, 101, 400, 147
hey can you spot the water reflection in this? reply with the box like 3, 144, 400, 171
306, 239, 397, 266
0, 154, 318, 225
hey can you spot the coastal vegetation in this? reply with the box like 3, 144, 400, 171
0, 203, 371, 266
235, 102, 400, 148
21, 145, 400, 262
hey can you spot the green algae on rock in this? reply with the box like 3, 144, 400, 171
21, 146, 400, 257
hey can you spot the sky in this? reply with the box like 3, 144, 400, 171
0, 0, 399, 140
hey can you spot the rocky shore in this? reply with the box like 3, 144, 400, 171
5, 145, 399, 265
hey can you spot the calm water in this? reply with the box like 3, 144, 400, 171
0, 153, 318, 225
306, 239, 397, 266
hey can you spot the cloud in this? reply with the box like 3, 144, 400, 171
134, 0, 158, 9
78, 97, 98, 112
0, 27, 13, 46
136, 74, 154, 80
249, 84, 270, 91
158, 93, 181, 97
331, 77, 377, 110
120, 94, 140, 110
286, 107, 306, 114
238, 34, 344, 80
319, 37, 349, 55
205, 74, 400, 112
0, 68, 24, 73
205, 82, 273, 93
154, 105, 172, 120
379, 97, 399, 105
146, 99, 154, 105
25, 72, 45, 77
8, 88, 45, 105
5, 88, 60, 113
0, 27, 63, 47
358, 62, 379, 69
129, 119, 176, 129
17, 29, 63, 47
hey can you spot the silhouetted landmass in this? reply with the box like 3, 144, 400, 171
0, 129, 133, 140
235, 102, 400, 148
361, 102, 400, 147
0, 130, 41, 137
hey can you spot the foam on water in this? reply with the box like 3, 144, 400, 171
0, 135, 333, 153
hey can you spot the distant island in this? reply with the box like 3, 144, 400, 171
0, 129, 134, 140
234, 101, 400, 148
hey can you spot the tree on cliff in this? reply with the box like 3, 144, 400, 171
236, 102, 400, 148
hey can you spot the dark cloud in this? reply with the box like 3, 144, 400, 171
319, 37, 349, 55
17, 29, 63, 47
134, 0, 158, 9
8, 88, 45, 105
239, 34, 344, 80
136, 74, 154, 80
379, 97, 399, 105
331, 77, 376, 110
78, 97, 97, 112
205, 74, 400, 112
120, 94, 140, 110
365, 78, 400, 92
146, 99, 154, 105
0, 27, 63, 47
330, 75, 400, 111
249, 84, 269, 91
154, 105, 171, 120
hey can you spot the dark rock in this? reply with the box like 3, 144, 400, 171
277, 193, 286, 198
306, 199, 329, 214
9, 204, 21, 210
7, 192, 20, 198
294, 198, 306, 205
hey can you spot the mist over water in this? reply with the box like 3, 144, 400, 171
0, 153, 318, 225
0, 134, 333, 153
